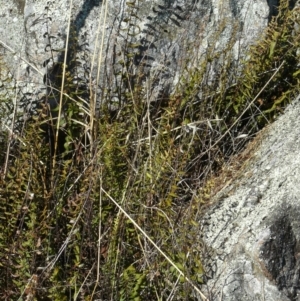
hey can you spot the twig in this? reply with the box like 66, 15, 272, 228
102, 188, 210, 301
200, 60, 285, 158
52, 0, 74, 175
0, 39, 43, 76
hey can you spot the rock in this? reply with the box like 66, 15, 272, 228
0, 0, 269, 117
199, 96, 300, 300
0, 1, 299, 299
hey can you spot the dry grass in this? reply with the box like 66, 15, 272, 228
0, 0, 299, 300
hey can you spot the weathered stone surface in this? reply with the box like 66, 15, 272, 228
199, 96, 300, 300
0, 0, 269, 115
6, 2, 300, 299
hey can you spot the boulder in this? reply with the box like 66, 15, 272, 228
0, 0, 269, 115
200, 96, 300, 301
5, 2, 299, 299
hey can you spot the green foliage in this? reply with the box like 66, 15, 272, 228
1, 0, 300, 300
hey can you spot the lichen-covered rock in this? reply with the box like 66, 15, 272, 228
0, 0, 268, 115
199, 96, 300, 300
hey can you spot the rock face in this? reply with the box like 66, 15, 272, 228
200, 96, 300, 301
0, 0, 268, 116
5, 1, 300, 300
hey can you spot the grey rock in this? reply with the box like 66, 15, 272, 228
200, 97, 300, 300
0, 1, 299, 300
0, 0, 268, 120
